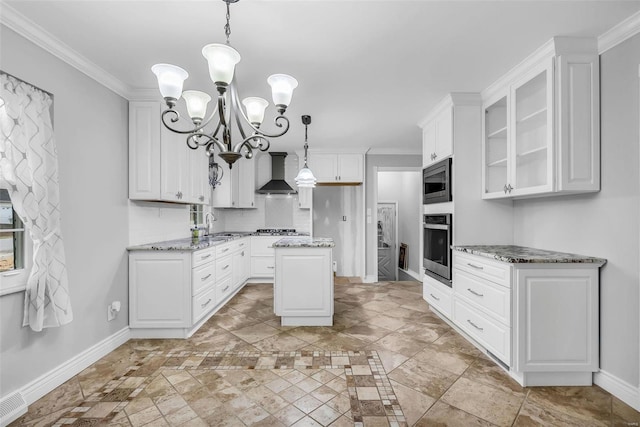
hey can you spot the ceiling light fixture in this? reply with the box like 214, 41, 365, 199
295, 115, 316, 188
151, 0, 298, 168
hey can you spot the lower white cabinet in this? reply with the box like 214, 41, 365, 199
129, 237, 251, 338
274, 246, 333, 326
250, 236, 281, 279
424, 250, 603, 387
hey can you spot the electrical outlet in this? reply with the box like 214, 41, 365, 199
107, 301, 121, 321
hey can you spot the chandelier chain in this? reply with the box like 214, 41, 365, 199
224, 1, 231, 43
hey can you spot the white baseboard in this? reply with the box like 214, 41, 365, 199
594, 369, 640, 411
363, 275, 377, 283
1, 327, 131, 427
400, 268, 421, 281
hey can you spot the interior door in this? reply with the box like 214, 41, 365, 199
377, 203, 396, 281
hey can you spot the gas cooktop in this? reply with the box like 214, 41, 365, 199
255, 228, 297, 236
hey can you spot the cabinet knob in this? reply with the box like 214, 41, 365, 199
503, 184, 508, 194
433, 153, 437, 160
251, 202, 254, 207
507, 184, 513, 193
199, 195, 204, 201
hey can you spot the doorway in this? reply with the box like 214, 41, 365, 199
377, 202, 397, 281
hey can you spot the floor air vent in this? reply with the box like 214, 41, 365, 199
1, 391, 27, 427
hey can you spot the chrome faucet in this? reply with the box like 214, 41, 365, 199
205, 212, 215, 236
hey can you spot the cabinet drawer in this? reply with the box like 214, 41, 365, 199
453, 269, 510, 325
251, 256, 275, 277
233, 238, 249, 253
423, 275, 452, 318
192, 285, 216, 323
192, 248, 215, 268
453, 298, 511, 365
216, 242, 234, 258
216, 276, 234, 303
216, 254, 232, 279
453, 252, 511, 288
250, 236, 280, 256
192, 262, 216, 295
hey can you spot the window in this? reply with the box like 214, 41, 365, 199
0, 189, 31, 295
190, 204, 203, 228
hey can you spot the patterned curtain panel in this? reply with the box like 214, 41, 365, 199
0, 73, 73, 331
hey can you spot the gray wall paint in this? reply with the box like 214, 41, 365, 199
0, 26, 129, 394
366, 154, 422, 279
513, 34, 640, 387
377, 171, 422, 275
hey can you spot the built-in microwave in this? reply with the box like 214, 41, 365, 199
423, 158, 452, 204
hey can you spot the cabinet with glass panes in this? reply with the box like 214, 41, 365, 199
481, 37, 600, 200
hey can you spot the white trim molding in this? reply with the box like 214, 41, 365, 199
0, 3, 132, 99
598, 10, 640, 54
0, 327, 130, 426
594, 370, 640, 411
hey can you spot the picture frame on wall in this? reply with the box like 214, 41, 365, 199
399, 243, 408, 270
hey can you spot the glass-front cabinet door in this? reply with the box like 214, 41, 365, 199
510, 58, 554, 196
483, 95, 509, 198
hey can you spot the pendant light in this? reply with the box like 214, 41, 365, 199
295, 115, 317, 188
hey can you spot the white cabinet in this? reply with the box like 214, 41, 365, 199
129, 237, 251, 338
420, 103, 453, 167
482, 37, 600, 199
274, 246, 333, 326
307, 153, 364, 184
129, 101, 210, 204
210, 157, 256, 208
423, 274, 453, 319
449, 250, 603, 386
250, 236, 280, 279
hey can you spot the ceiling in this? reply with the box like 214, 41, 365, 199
3, 0, 640, 154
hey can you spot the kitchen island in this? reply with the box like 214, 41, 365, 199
273, 237, 335, 326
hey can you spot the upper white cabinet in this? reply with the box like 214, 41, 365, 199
420, 102, 453, 167
308, 153, 364, 184
129, 101, 210, 205
482, 37, 600, 199
210, 157, 256, 208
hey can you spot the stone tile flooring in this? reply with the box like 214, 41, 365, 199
10, 279, 640, 427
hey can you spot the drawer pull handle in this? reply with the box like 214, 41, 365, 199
467, 319, 484, 331
267, 266, 275, 269
223, 265, 230, 270
467, 263, 484, 270
201, 298, 212, 308
201, 254, 212, 259
241, 251, 245, 256
429, 293, 440, 301
221, 248, 229, 253
239, 243, 245, 247
201, 274, 212, 281
467, 288, 484, 297
223, 285, 230, 292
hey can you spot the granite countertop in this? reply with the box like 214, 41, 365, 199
272, 237, 335, 248
128, 231, 310, 251
454, 245, 607, 265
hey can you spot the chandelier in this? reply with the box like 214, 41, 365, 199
151, 0, 298, 168
295, 115, 317, 188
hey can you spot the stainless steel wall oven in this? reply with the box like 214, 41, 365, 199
423, 214, 452, 286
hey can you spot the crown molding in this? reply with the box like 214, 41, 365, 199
598, 10, 640, 54
0, 3, 132, 99
366, 147, 421, 156
129, 88, 161, 101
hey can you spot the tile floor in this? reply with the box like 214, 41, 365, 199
10, 279, 640, 427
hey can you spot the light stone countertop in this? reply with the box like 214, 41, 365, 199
127, 231, 309, 251
272, 237, 335, 248
454, 245, 606, 265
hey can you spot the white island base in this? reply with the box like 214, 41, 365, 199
273, 238, 334, 327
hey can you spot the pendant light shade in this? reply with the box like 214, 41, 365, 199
202, 43, 241, 86
151, 64, 189, 100
183, 90, 212, 122
295, 114, 316, 188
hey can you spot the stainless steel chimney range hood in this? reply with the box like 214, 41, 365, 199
256, 152, 297, 194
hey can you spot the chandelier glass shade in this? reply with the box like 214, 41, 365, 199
151, 0, 298, 168
295, 115, 316, 188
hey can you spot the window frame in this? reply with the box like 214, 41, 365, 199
0, 199, 32, 296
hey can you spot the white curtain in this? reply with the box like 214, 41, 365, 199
0, 73, 73, 331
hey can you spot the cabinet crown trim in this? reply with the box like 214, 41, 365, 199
418, 92, 481, 128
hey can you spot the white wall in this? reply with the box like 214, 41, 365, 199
365, 155, 422, 280
0, 26, 129, 394
377, 171, 422, 276
513, 34, 640, 389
